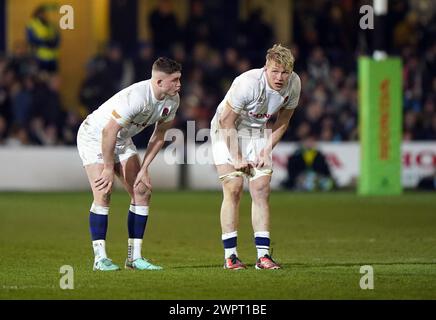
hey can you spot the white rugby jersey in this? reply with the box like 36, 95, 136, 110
83, 80, 179, 142
212, 68, 301, 131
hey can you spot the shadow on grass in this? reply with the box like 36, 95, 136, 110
170, 261, 436, 270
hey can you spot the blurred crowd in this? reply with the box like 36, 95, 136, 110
0, 42, 81, 146
0, 4, 81, 146
0, 0, 435, 147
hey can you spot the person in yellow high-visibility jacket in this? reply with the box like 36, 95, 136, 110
26, 5, 60, 72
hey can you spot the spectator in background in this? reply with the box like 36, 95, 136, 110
133, 42, 155, 83
0, 116, 7, 144
28, 74, 63, 145
5, 124, 29, 146
319, 3, 352, 63
222, 47, 240, 85
55, 110, 82, 146
307, 47, 330, 83
0, 57, 9, 143
79, 42, 129, 115
282, 135, 334, 191
102, 42, 128, 92
0, 57, 13, 135
10, 75, 34, 128
394, 12, 421, 49
403, 54, 423, 111
32, 74, 63, 128
184, 0, 211, 54
237, 8, 274, 67
403, 110, 419, 140
9, 41, 38, 79
26, 5, 60, 73
421, 98, 436, 138
417, 170, 436, 191
304, 100, 323, 137
149, 0, 181, 56
79, 59, 115, 114
1, 0, 435, 147
422, 42, 436, 103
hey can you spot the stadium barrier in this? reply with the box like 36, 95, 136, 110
0, 142, 435, 191
188, 142, 436, 190
0, 147, 179, 191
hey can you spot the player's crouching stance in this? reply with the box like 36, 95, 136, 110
210, 44, 301, 270
77, 57, 182, 271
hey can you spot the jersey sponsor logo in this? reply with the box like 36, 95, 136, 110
249, 111, 271, 119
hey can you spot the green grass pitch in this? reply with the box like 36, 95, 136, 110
0, 191, 435, 299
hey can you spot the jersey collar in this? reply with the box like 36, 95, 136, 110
150, 81, 166, 103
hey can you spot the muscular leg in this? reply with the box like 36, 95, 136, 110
84, 162, 121, 270
249, 175, 271, 259
117, 155, 161, 270
249, 175, 271, 233
217, 164, 246, 269
217, 164, 244, 234
117, 155, 151, 247
117, 155, 151, 206
84, 163, 115, 207
249, 175, 280, 269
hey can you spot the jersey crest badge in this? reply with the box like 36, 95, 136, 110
162, 107, 170, 117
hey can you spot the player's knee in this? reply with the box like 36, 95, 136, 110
93, 190, 112, 206
133, 185, 152, 202
251, 183, 270, 202
224, 180, 243, 203
229, 189, 242, 204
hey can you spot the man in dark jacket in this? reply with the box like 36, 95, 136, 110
283, 135, 334, 191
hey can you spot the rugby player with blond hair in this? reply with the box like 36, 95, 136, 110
210, 44, 301, 270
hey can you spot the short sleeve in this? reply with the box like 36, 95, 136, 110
227, 77, 257, 114
110, 90, 145, 127
283, 73, 301, 110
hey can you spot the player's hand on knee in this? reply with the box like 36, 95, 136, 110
94, 168, 114, 192
134, 181, 149, 196
134, 171, 152, 192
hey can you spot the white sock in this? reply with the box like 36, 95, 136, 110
257, 248, 269, 259
222, 231, 238, 259
129, 204, 149, 216
92, 240, 108, 262
224, 248, 238, 259
255, 231, 270, 259
128, 238, 143, 261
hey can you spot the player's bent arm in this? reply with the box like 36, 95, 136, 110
140, 119, 173, 171
102, 118, 123, 170
269, 108, 295, 149
218, 102, 244, 161
94, 118, 122, 192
